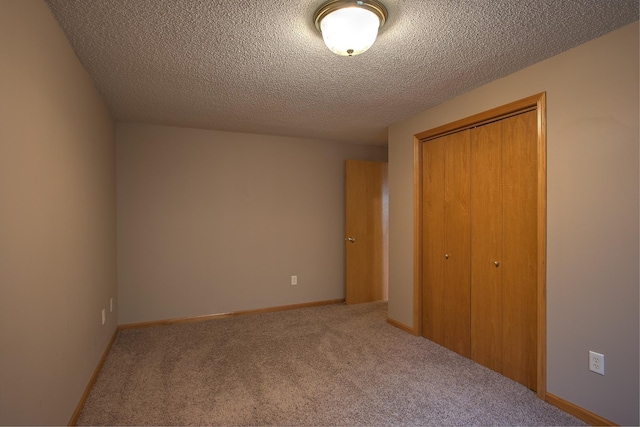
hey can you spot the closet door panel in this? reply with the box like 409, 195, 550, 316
444, 131, 471, 357
422, 138, 446, 345
501, 111, 538, 390
470, 121, 503, 372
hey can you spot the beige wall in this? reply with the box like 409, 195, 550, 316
2, 1, 635, 424
117, 124, 387, 324
388, 22, 639, 425
0, 1, 116, 425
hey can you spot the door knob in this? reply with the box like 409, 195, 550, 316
345, 237, 356, 243
494, 261, 499, 267
445, 254, 449, 259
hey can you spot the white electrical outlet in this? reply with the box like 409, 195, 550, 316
110, 298, 113, 312
291, 275, 298, 285
101, 309, 106, 325
589, 350, 605, 375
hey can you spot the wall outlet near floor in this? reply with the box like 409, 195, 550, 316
291, 275, 297, 285
110, 298, 113, 312
101, 309, 106, 325
589, 350, 605, 375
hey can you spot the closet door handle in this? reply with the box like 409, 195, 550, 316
445, 254, 449, 259
494, 261, 499, 267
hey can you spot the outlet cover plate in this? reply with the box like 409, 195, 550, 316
589, 350, 604, 375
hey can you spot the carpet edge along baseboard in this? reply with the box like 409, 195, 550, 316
68, 328, 118, 426
118, 299, 346, 330
545, 393, 617, 426
386, 317, 415, 335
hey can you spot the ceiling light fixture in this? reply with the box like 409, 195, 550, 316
314, 0, 387, 57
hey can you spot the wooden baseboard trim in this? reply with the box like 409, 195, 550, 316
68, 328, 119, 426
118, 299, 346, 330
387, 317, 416, 335
545, 393, 617, 426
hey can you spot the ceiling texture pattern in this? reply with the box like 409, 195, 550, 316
45, 0, 638, 145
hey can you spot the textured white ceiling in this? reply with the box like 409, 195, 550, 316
45, 0, 638, 145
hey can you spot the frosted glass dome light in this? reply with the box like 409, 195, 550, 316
314, 0, 387, 57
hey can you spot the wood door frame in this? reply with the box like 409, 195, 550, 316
412, 93, 547, 399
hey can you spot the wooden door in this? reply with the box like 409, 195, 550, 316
470, 119, 504, 373
422, 131, 471, 357
344, 160, 388, 305
501, 111, 537, 389
470, 111, 538, 390
422, 137, 446, 344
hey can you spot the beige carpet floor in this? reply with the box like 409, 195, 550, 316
78, 301, 586, 426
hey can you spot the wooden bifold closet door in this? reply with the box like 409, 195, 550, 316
422, 130, 471, 358
422, 110, 538, 391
